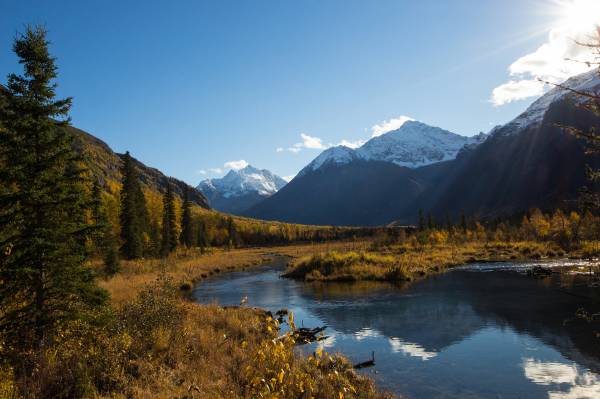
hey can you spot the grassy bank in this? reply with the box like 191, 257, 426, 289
283, 241, 599, 282
1, 241, 393, 399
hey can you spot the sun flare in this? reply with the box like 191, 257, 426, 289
556, 0, 600, 33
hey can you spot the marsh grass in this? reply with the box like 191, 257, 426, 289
284, 241, 580, 282
6, 273, 393, 398
4, 241, 394, 398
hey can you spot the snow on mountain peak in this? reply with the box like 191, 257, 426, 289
197, 165, 287, 198
496, 69, 600, 136
357, 120, 478, 168
300, 120, 481, 175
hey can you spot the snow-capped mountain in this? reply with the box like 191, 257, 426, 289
247, 69, 600, 226
495, 69, 600, 136
197, 165, 287, 214
300, 121, 483, 175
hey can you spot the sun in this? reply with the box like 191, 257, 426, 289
556, 0, 600, 33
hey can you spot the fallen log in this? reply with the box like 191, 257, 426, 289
353, 351, 375, 369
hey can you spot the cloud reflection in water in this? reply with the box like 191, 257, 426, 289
523, 358, 600, 399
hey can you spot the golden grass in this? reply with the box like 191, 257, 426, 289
284, 241, 573, 282
60, 240, 393, 399
98, 240, 369, 305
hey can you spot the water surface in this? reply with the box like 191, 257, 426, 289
193, 258, 600, 399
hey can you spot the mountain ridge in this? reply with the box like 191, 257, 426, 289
198, 165, 287, 214
247, 69, 600, 226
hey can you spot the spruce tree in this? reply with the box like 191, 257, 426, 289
161, 179, 178, 256
119, 151, 148, 259
91, 181, 120, 275
418, 209, 425, 231
180, 186, 194, 247
460, 211, 468, 234
227, 216, 238, 248
0, 26, 106, 355
197, 219, 208, 252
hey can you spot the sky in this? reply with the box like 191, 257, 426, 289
2, 0, 600, 184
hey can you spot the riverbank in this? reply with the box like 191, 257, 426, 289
282, 241, 600, 282
87, 241, 394, 398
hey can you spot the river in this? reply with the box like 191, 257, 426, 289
193, 256, 600, 399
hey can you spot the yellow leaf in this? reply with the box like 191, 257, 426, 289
278, 369, 284, 383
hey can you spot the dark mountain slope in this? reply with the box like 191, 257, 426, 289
245, 160, 450, 226
418, 97, 600, 221
70, 125, 209, 207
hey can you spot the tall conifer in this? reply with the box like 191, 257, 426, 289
0, 26, 106, 355
161, 180, 178, 256
119, 151, 148, 259
180, 186, 194, 247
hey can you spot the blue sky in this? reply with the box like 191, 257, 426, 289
2, 0, 598, 184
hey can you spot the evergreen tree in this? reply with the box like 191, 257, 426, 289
119, 151, 148, 259
180, 185, 194, 247
91, 181, 120, 275
161, 179, 178, 256
418, 209, 425, 231
197, 219, 208, 252
227, 216, 238, 248
0, 26, 106, 356
427, 213, 434, 230
460, 211, 468, 234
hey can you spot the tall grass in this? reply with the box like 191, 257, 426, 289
284, 241, 576, 282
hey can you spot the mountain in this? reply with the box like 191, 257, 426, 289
0, 85, 208, 207
299, 121, 482, 176
198, 165, 287, 214
248, 70, 600, 226
247, 121, 472, 225
416, 70, 600, 221
69, 126, 210, 208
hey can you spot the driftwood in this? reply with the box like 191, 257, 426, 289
527, 266, 554, 278
353, 351, 375, 369
275, 308, 288, 323
294, 326, 328, 344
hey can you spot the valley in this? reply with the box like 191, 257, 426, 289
3, 3, 600, 399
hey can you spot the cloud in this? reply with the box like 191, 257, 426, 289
224, 159, 249, 170
299, 133, 327, 149
208, 167, 223, 174
277, 133, 329, 153
338, 139, 366, 149
492, 2, 600, 106
195, 169, 207, 175
371, 115, 414, 137
491, 79, 547, 106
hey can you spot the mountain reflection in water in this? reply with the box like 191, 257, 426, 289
193, 257, 600, 398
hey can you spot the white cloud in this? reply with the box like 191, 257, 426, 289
278, 133, 329, 153
299, 133, 327, 149
224, 159, 249, 170
491, 79, 547, 106
371, 115, 414, 137
338, 139, 366, 149
195, 169, 207, 175
208, 167, 223, 174
492, 1, 600, 106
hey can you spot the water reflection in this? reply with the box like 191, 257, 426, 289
523, 358, 600, 398
388, 337, 438, 360
194, 258, 600, 398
